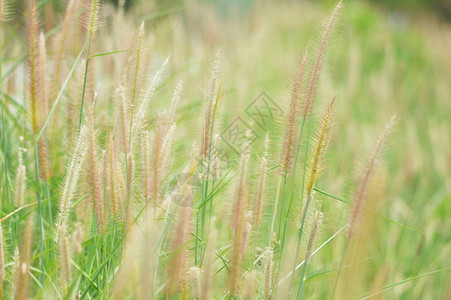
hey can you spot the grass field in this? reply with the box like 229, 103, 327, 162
0, 0, 450, 299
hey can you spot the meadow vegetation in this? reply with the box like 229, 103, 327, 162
0, 0, 450, 299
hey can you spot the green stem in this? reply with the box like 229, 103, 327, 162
279, 120, 306, 253
296, 259, 308, 300
269, 175, 283, 246
297, 216, 318, 300
78, 33, 93, 131
288, 190, 313, 296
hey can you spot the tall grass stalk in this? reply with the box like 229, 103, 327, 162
128, 22, 145, 140
229, 131, 251, 297
274, 51, 309, 268
331, 116, 396, 298
287, 0, 343, 250
289, 97, 335, 295
78, 0, 100, 130
197, 50, 222, 266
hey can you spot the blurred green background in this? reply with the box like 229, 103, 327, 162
10, 0, 451, 20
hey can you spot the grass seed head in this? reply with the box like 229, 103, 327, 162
281, 52, 308, 177
302, 1, 342, 119
347, 116, 396, 238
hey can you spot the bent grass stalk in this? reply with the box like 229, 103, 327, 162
330, 116, 396, 299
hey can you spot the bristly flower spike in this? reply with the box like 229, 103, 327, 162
302, 0, 342, 119
281, 52, 308, 177
347, 115, 396, 238
300, 97, 335, 226
254, 133, 270, 226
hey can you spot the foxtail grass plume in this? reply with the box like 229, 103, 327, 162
38, 33, 48, 116
166, 80, 183, 131
302, 1, 342, 118
305, 210, 323, 262
118, 86, 130, 153
254, 134, 270, 226
133, 56, 169, 138
27, 0, 41, 134
83, 0, 101, 34
141, 129, 151, 203
86, 101, 105, 232
14, 142, 26, 207
127, 22, 147, 137
126, 151, 135, 204
37, 138, 51, 181
13, 213, 34, 300
347, 116, 396, 238
190, 267, 202, 299
210, 134, 222, 178
201, 50, 221, 158
149, 114, 164, 203
105, 135, 125, 221
167, 206, 192, 297
281, 52, 308, 177
300, 97, 335, 225
58, 224, 71, 295
149, 107, 176, 204
229, 131, 252, 296
57, 125, 88, 231
38, 32, 51, 181
262, 247, 275, 300
26, 0, 51, 181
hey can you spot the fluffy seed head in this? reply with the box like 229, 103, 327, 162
262, 247, 275, 300
15, 146, 27, 207
57, 125, 88, 230
167, 206, 192, 297
305, 210, 323, 262
27, 0, 41, 134
83, 0, 101, 33
229, 134, 252, 296
300, 98, 335, 224
254, 134, 270, 226
302, 1, 342, 118
166, 80, 183, 131
86, 102, 105, 232
281, 52, 308, 177
347, 116, 396, 238
58, 224, 71, 295
201, 50, 222, 158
